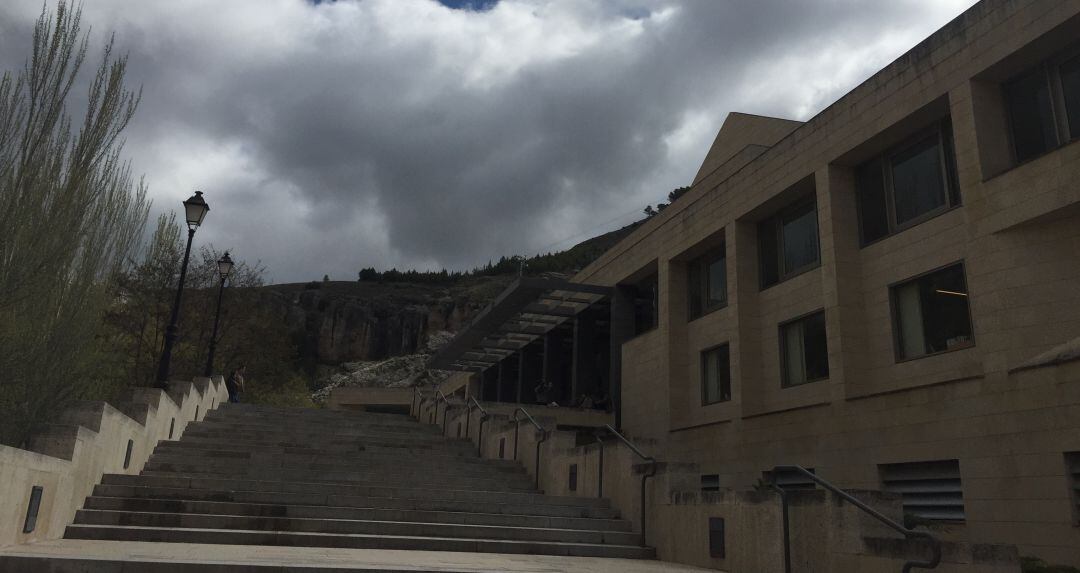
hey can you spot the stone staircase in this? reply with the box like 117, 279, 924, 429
4, 403, 658, 571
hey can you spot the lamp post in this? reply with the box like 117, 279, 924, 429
156, 191, 209, 389
203, 251, 233, 377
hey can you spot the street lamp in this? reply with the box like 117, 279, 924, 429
155, 191, 209, 389
203, 251, 234, 377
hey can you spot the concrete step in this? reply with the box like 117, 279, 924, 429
0, 540, 706, 573
83, 496, 631, 532
179, 430, 460, 449
165, 435, 477, 453
204, 409, 428, 430
89, 491, 618, 520
138, 468, 534, 491
63, 524, 655, 559
140, 465, 523, 488
91, 485, 616, 518
72, 509, 641, 545
107, 472, 536, 494
142, 457, 526, 481
190, 423, 447, 442
145, 451, 523, 473
157, 438, 480, 459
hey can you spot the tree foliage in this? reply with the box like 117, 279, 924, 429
0, 3, 148, 447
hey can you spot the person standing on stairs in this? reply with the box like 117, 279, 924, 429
226, 364, 246, 403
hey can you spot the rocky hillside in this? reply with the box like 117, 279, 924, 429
262, 217, 645, 379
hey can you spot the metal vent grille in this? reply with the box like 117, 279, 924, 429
1067, 452, 1080, 524
763, 467, 816, 490
881, 459, 964, 521
701, 474, 720, 492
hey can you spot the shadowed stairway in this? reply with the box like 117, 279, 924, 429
0, 403, 702, 572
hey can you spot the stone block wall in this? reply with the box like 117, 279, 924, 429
0, 376, 228, 547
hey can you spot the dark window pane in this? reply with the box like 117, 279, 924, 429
688, 262, 703, 318
706, 254, 726, 308
702, 345, 731, 404
708, 517, 726, 558
856, 158, 889, 243
802, 312, 829, 382
633, 275, 658, 334
893, 264, 973, 359
1061, 55, 1080, 140
890, 136, 946, 225
781, 202, 819, 273
781, 312, 828, 386
759, 220, 779, 288
919, 265, 973, 354
1005, 67, 1058, 163
942, 122, 961, 207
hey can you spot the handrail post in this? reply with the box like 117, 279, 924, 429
513, 415, 520, 460
511, 407, 548, 491
595, 435, 604, 498
477, 414, 487, 456
465, 402, 472, 437
600, 424, 656, 548
466, 397, 491, 457
535, 429, 548, 491
765, 480, 792, 573
770, 465, 941, 573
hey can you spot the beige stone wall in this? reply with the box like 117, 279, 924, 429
561, 0, 1080, 565
0, 377, 229, 548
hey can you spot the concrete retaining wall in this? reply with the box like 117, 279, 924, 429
0, 376, 229, 547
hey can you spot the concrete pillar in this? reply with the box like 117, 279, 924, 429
609, 286, 635, 429
571, 309, 597, 401
496, 360, 505, 402
516, 347, 527, 403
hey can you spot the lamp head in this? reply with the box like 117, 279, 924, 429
183, 191, 209, 230
217, 251, 234, 280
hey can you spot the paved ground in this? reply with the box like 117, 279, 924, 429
0, 540, 716, 572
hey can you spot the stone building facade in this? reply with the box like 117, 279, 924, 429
570, 0, 1080, 565
427, 0, 1080, 567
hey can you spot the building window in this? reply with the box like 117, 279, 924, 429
708, 517, 726, 558
688, 247, 727, 319
631, 273, 659, 335
568, 464, 578, 492
856, 122, 960, 245
701, 344, 731, 405
891, 263, 973, 361
1066, 452, 1080, 525
759, 198, 820, 288
880, 459, 965, 522
779, 311, 829, 387
1004, 49, 1080, 164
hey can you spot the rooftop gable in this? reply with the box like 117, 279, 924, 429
691, 112, 803, 185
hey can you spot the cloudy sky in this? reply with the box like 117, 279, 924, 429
0, 0, 977, 283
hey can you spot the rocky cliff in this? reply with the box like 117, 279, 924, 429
262, 276, 513, 370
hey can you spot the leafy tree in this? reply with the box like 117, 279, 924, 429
0, 3, 148, 447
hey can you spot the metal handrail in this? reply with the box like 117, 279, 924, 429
411, 387, 428, 418
599, 424, 657, 548
434, 389, 452, 434
512, 407, 548, 490
769, 465, 941, 573
594, 434, 604, 498
464, 397, 490, 456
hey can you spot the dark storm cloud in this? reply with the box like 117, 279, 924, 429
0, 0, 976, 282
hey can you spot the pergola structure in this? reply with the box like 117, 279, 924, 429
427, 277, 637, 425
